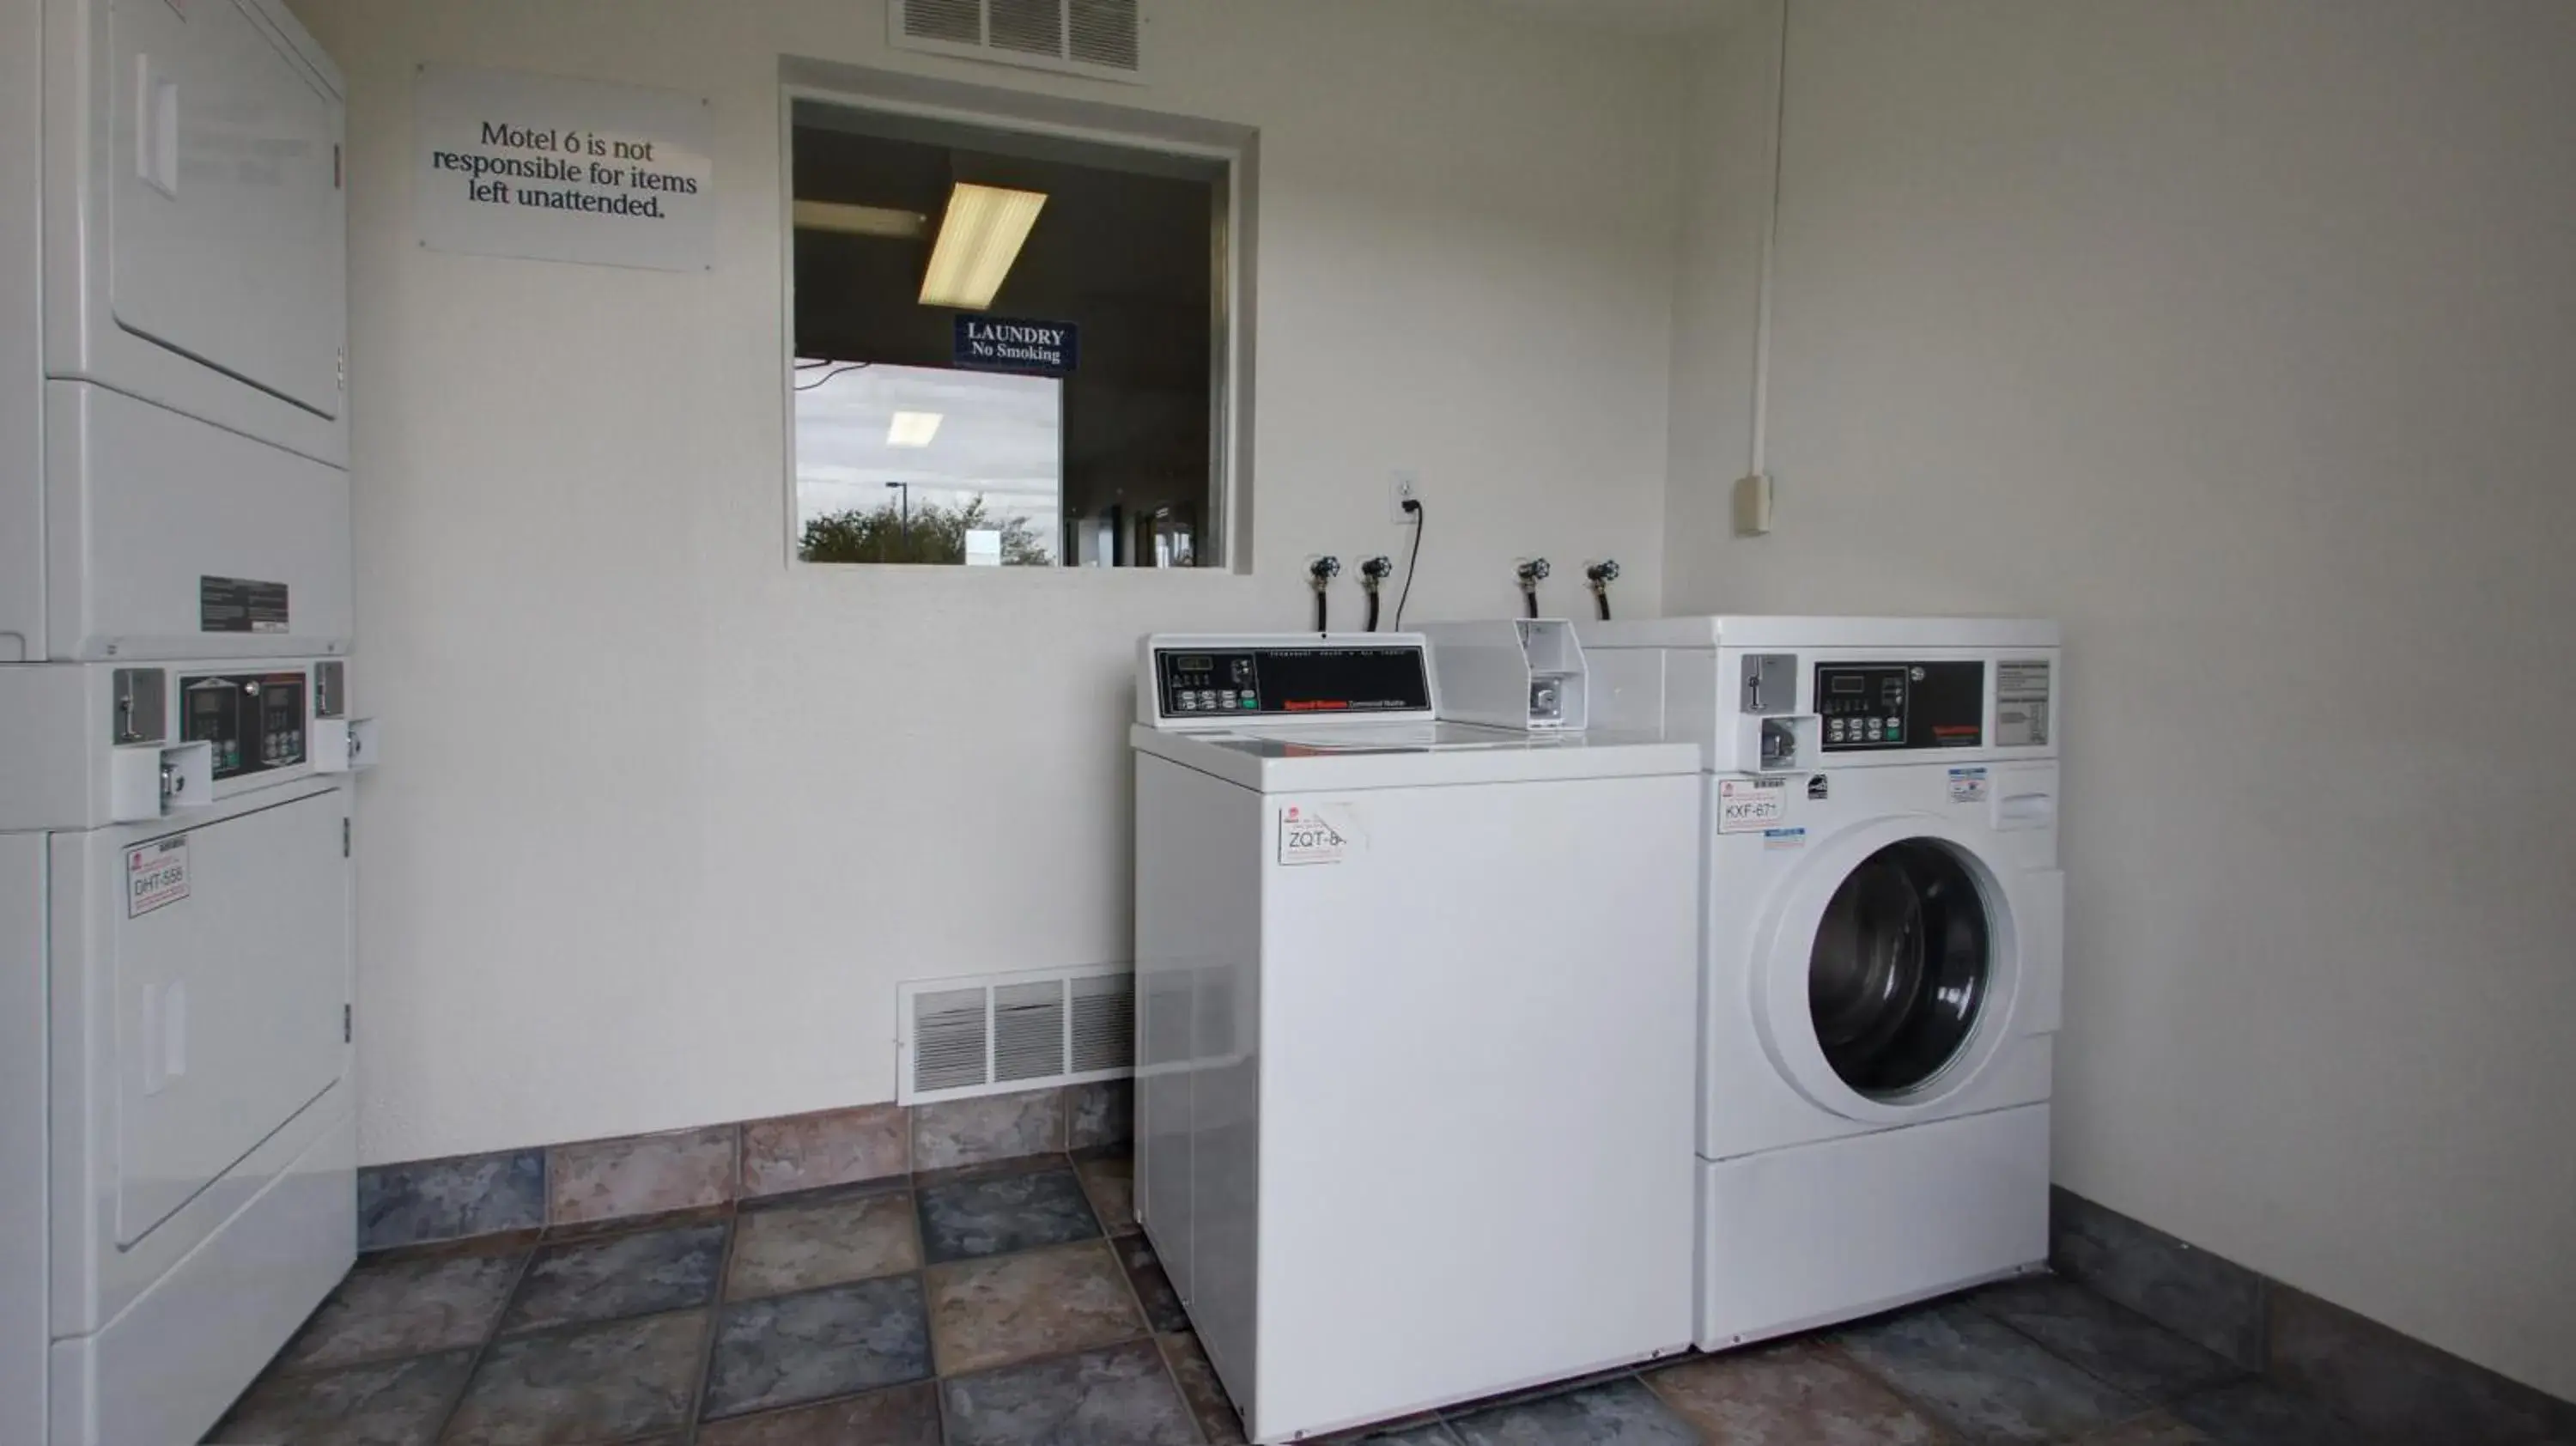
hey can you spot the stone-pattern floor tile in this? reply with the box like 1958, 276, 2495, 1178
264, 1146, 2527, 1446
1158, 1332, 1249, 1444
1835, 1301, 2145, 1444
1073, 1151, 1139, 1236
740, 1103, 910, 1197
1315, 1418, 1465, 1443
538, 1201, 732, 1244
275, 1249, 525, 1370
2069, 1412, 2217, 1444
441, 1310, 707, 1446
942, 1338, 1201, 1446
1115, 1234, 1190, 1334
2166, 1376, 2379, 1446
727, 1189, 920, 1297
913, 1089, 1063, 1171
1972, 1275, 2245, 1402
357, 1150, 546, 1252
1643, 1339, 1948, 1443
703, 1275, 935, 1419
695, 1379, 945, 1445
207, 1349, 476, 1446
1447, 1376, 1700, 1445
548, 1125, 738, 1227
1067, 1079, 1133, 1150
916, 1163, 1101, 1264
498, 1222, 726, 1334
927, 1239, 1146, 1375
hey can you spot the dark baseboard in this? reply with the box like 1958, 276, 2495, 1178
2050, 1187, 2573, 1443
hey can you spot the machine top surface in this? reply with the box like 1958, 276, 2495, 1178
1131, 720, 1698, 792
1576, 615, 2059, 652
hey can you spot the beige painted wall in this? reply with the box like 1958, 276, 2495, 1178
281, 0, 1685, 1164
1665, 0, 2576, 1400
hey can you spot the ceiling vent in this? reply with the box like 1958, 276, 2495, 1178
890, 0, 1147, 85
898, 963, 1134, 1104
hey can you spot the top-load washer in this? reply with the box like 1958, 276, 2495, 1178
1580, 616, 2063, 1348
1130, 634, 1701, 1443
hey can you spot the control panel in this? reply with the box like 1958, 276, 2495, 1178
180, 671, 310, 779
1816, 661, 1984, 752
1155, 645, 1433, 720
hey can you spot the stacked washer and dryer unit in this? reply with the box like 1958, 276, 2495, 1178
2, 2, 367, 1443
1578, 617, 2064, 1349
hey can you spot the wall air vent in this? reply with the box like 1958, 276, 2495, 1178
889, 0, 1147, 85
898, 963, 1134, 1104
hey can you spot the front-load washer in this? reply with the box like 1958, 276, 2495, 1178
1130, 634, 1701, 1443
1578, 616, 2063, 1348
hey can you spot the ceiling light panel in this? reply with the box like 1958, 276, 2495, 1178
888, 411, 944, 447
920, 183, 1047, 310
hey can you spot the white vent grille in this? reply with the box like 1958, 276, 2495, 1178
899, 964, 1135, 1103
902, 0, 982, 44
889, 0, 1146, 84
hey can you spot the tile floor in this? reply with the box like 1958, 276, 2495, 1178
214, 1145, 2391, 1446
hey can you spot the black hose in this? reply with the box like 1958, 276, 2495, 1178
1524, 589, 1539, 620
1596, 591, 1612, 622
1366, 590, 1382, 634
1314, 589, 1327, 634
1394, 501, 1425, 630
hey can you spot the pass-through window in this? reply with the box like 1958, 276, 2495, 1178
790, 100, 1232, 568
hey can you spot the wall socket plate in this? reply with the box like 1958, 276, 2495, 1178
1391, 470, 1422, 524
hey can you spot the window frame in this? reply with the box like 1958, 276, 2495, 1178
777, 64, 1255, 573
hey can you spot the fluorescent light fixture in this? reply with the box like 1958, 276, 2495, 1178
793, 200, 928, 240
887, 411, 943, 447
919, 183, 1047, 310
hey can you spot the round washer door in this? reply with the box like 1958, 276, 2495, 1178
1750, 817, 2030, 1124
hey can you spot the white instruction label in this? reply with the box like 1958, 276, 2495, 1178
127, 836, 191, 918
1277, 805, 1352, 866
1948, 766, 1990, 804
1718, 778, 1789, 834
1996, 660, 2051, 747
1763, 827, 1807, 851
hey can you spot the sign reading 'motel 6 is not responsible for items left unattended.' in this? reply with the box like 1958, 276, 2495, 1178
415, 64, 714, 271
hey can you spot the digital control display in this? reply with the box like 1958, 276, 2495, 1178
1157, 646, 1432, 719
1816, 661, 1984, 752
180, 671, 309, 779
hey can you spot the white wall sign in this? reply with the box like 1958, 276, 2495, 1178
415, 64, 713, 271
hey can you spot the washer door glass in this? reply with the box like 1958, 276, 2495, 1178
1807, 838, 1990, 1098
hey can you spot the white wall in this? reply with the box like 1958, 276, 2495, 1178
1666, 0, 2576, 1400
279, 0, 1683, 1164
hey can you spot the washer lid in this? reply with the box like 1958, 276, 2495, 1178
1129, 722, 1698, 791
1203, 721, 1539, 754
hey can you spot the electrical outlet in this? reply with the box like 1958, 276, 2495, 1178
1390, 470, 1422, 524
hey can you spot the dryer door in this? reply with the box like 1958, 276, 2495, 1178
106, 0, 346, 422
1751, 817, 2037, 1125
107, 787, 350, 1248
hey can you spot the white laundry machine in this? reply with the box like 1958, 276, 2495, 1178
3, 2, 361, 1440
1579, 616, 2063, 1349
1130, 635, 1701, 1443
